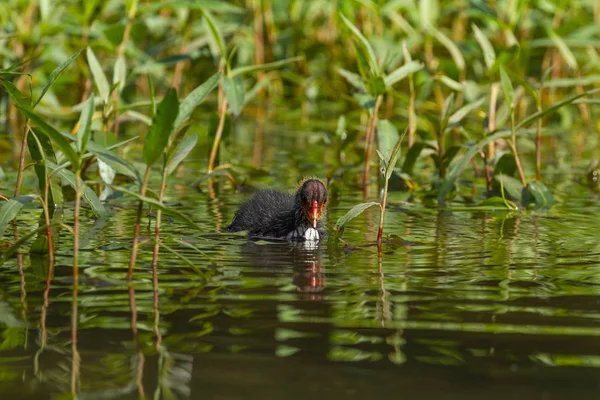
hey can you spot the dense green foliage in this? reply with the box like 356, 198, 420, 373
1, 0, 599, 247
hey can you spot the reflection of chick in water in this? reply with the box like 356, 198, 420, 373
239, 241, 326, 299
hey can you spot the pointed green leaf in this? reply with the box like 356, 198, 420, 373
472, 24, 496, 71
143, 88, 180, 167
34, 49, 82, 107
173, 72, 220, 132
223, 76, 244, 117
113, 54, 127, 94
230, 57, 302, 78
46, 161, 107, 218
335, 202, 380, 233
166, 132, 197, 175
86, 141, 142, 183
499, 65, 514, 112
377, 120, 400, 164
199, 9, 225, 57
76, 94, 95, 154
384, 61, 424, 88
431, 27, 465, 71
110, 185, 202, 230
340, 13, 380, 76
338, 68, 367, 92
14, 105, 79, 169
2, 80, 32, 112
547, 29, 578, 70
523, 181, 555, 209
0, 200, 24, 238
87, 47, 110, 103
27, 129, 63, 209
448, 97, 485, 126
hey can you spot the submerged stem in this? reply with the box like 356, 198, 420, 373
128, 166, 152, 276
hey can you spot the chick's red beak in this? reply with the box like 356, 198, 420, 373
311, 200, 318, 228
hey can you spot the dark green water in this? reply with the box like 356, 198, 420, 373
2, 122, 600, 399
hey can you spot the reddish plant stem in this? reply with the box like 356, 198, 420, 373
128, 166, 152, 276
362, 95, 383, 196
207, 85, 228, 173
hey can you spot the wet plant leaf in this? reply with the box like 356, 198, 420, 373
173, 72, 221, 132
166, 132, 198, 176
46, 161, 107, 218
86, 141, 141, 183
27, 129, 63, 209
143, 88, 179, 167
495, 174, 523, 202
87, 47, 110, 103
34, 49, 82, 107
223, 76, 244, 117
383, 60, 424, 88
76, 94, 94, 154
0, 200, 24, 238
335, 202, 380, 234
15, 105, 80, 169
523, 180, 555, 209
109, 185, 202, 231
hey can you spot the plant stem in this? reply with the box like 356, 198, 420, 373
73, 170, 81, 281
150, 166, 169, 272
377, 178, 389, 245
363, 95, 383, 195
14, 124, 30, 197
535, 100, 542, 181
72, 169, 81, 395
128, 166, 152, 276
487, 83, 498, 160
510, 119, 527, 186
43, 177, 54, 264
207, 86, 228, 173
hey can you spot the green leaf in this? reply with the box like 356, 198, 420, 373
547, 29, 578, 70
87, 47, 110, 103
46, 161, 107, 218
448, 97, 485, 126
27, 129, 63, 209
340, 13, 380, 76
495, 174, 523, 201
472, 24, 496, 71
440, 93, 455, 133
419, 0, 439, 31
335, 202, 380, 233
383, 61, 424, 88
386, 127, 408, 181
34, 49, 82, 107
143, 88, 180, 167
431, 27, 465, 71
2, 80, 32, 112
166, 132, 197, 176
338, 68, 367, 92
523, 181, 555, 209
516, 88, 600, 130
0, 200, 24, 238
499, 65, 514, 113
110, 185, 202, 230
173, 72, 220, 132
402, 142, 425, 175
14, 105, 80, 169
76, 94, 95, 154
230, 57, 302, 78
223, 76, 244, 117
113, 55, 127, 94
199, 9, 225, 57
377, 120, 400, 164
85, 141, 141, 183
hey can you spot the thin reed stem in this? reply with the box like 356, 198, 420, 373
128, 166, 152, 276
